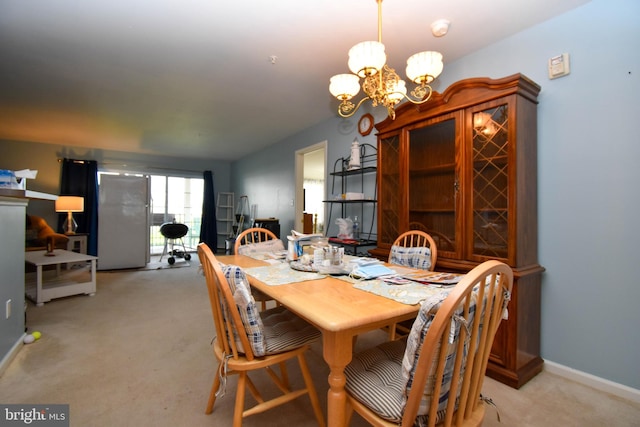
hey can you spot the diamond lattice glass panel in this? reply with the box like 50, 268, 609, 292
472, 106, 508, 258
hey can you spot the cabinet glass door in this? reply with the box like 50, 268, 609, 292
378, 134, 401, 247
471, 104, 509, 260
408, 114, 459, 255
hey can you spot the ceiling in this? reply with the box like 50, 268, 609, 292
0, 0, 589, 162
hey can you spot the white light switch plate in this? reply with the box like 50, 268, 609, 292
549, 53, 570, 79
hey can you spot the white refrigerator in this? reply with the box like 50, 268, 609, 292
97, 174, 150, 270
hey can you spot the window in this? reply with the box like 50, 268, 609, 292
150, 175, 203, 255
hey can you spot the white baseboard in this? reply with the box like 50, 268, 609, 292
544, 360, 640, 404
0, 334, 26, 377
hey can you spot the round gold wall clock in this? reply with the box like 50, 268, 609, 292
358, 113, 374, 136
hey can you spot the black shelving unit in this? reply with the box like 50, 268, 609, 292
324, 143, 377, 255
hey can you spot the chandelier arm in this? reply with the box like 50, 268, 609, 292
388, 92, 430, 105
338, 95, 373, 118
402, 84, 434, 105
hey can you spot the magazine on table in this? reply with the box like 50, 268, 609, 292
401, 272, 463, 286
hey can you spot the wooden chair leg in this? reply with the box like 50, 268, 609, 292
345, 400, 355, 425
279, 361, 290, 389
206, 363, 222, 414
298, 353, 326, 427
233, 372, 247, 427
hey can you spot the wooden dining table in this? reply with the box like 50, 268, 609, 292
216, 254, 422, 427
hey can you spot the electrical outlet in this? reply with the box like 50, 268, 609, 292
6, 299, 11, 319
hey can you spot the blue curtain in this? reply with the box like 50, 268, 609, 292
199, 170, 218, 252
59, 159, 99, 256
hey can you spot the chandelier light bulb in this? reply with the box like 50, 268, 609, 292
329, 74, 360, 100
348, 41, 386, 78
406, 51, 444, 85
386, 79, 407, 103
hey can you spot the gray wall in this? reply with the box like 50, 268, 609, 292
232, 0, 640, 390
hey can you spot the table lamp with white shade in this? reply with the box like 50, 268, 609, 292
55, 196, 84, 235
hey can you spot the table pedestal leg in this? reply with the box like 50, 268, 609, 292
323, 332, 353, 427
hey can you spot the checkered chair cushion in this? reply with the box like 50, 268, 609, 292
389, 245, 432, 270
222, 265, 320, 357
223, 265, 267, 356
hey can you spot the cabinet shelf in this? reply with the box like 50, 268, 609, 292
409, 208, 508, 214
409, 208, 456, 213
330, 166, 377, 177
323, 199, 377, 204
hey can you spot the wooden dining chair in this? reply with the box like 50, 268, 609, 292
197, 243, 325, 427
388, 230, 438, 271
234, 227, 279, 253
344, 260, 513, 427
386, 230, 438, 339
234, 227, 282, 309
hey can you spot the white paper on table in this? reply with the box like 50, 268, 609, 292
14, 169, 38, 179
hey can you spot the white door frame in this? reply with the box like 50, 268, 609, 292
294, 140, 327, 234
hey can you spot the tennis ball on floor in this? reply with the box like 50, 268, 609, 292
32, 331, 42, 340
23, 334, 35, 344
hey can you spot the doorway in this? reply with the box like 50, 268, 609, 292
295, 141, 327, 235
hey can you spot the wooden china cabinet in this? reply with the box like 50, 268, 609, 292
370, 74, 544, 388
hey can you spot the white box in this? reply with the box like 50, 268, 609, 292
13, 169, 38, 189
345, 192, 364, 200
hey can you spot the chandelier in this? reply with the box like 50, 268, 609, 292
329, 0, 444, 120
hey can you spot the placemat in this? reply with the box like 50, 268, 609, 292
337, 274, 449, 305
244, 263, 325, 286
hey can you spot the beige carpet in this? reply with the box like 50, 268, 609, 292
1, 256, 639, 426
137, 254, 192, 270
